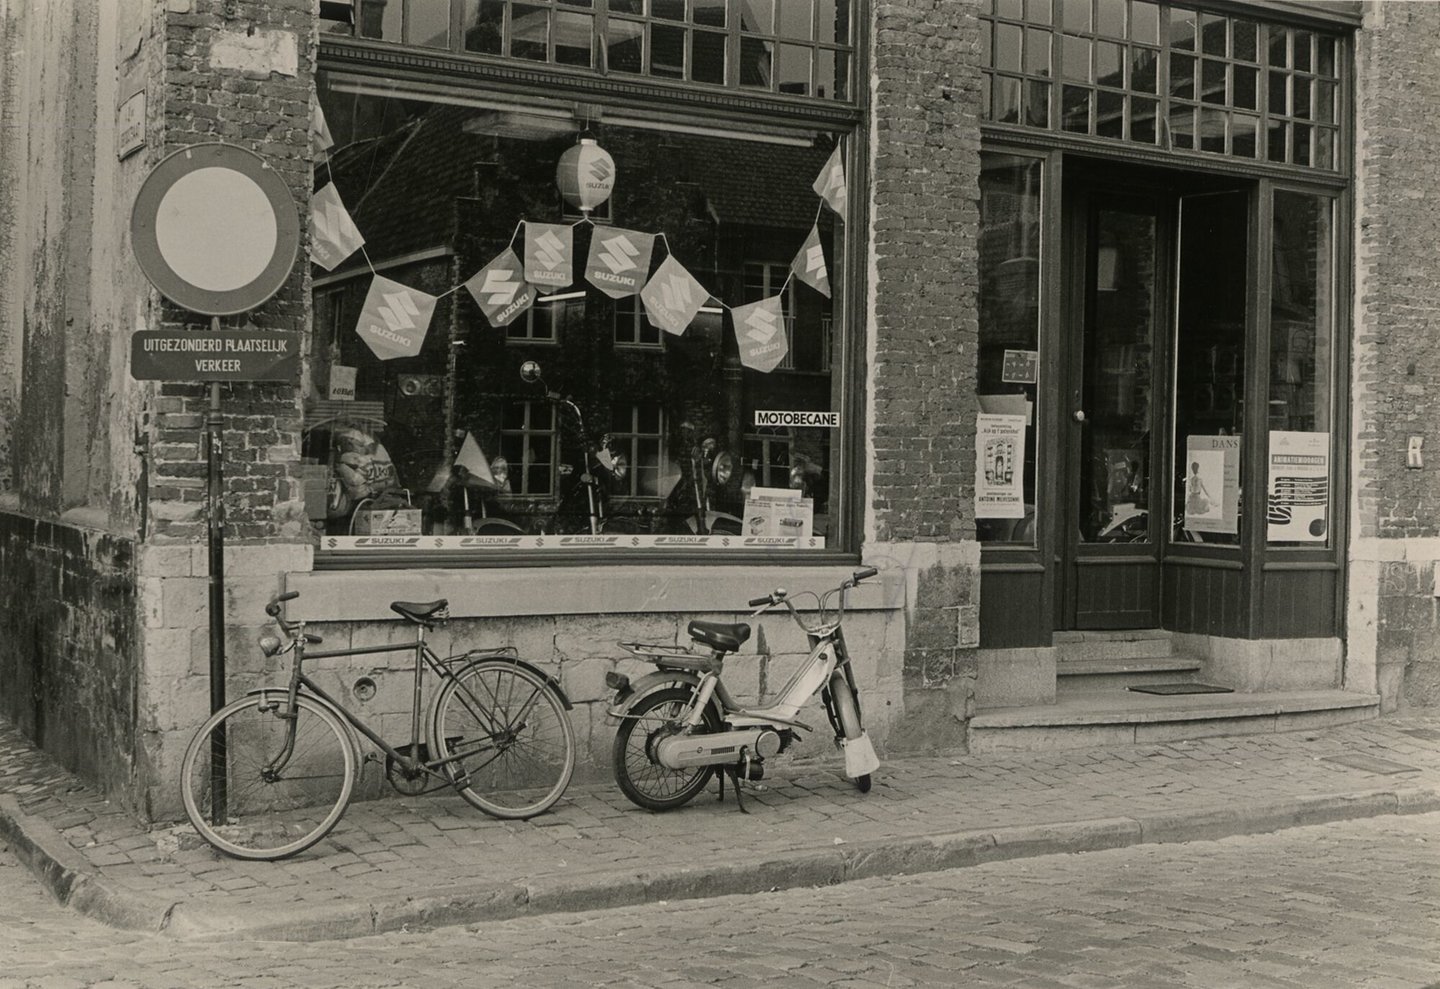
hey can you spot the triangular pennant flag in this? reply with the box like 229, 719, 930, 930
311, 96, 334, 156
731, 295, 789, 373
585, 225, 656, 299
523, 222, 574, 288
310, 182, 365, 271
355, 276, 435, 360
791, 225, 831, 298
641, 256, 707, 335
465, 249, 537, 327
812, 145, 847, 215
454, 432, 498, 489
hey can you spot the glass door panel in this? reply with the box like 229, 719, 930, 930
1079, 208, 1157, 543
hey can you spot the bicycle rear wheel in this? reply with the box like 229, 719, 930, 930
430, 660, 575, 819
180, 693, 356, 860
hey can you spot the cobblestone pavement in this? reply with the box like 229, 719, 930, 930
2, 715, 1440, 940
2, 813, 1437, 988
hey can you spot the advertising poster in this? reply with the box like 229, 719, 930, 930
1267, 430, 1330, 542
740, 487, 813, 539
975, 413, 1026, 519
1183, 435, 1240, 534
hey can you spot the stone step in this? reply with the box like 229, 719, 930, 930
1056, 656, 1203, 694
969, 689, 1380, 754
1054, 629, 1175, 663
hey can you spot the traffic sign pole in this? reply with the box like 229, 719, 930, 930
206, 321, 228, 824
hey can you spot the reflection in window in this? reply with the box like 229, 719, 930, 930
1267, 191, 1334, 546
1171, 191, 1247, 546
310, 73, 845, 547
977, 153, 1042, 546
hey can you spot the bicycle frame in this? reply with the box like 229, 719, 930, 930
263, 625, 530, 789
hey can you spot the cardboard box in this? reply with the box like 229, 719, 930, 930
351, 508, 423, 535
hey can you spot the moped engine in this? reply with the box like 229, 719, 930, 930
654, 727, 780, 769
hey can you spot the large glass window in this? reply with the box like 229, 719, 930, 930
1266, 189, 1334, 546
977, 153, 1043, 545
981, 0, 1344, 171
323, 0, 856, 103
307, 72, 846, 554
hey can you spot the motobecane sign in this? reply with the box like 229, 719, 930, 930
130, 328, 301, 381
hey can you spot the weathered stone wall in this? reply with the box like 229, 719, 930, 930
0, 512, 138, 795
866, 1, 984, 748
1348, 1, 1440, 711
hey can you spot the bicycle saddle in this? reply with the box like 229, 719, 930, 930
686, 620, 751, 653
391, 600, 450, 626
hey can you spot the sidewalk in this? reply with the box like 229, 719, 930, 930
3, 713, 1439, 942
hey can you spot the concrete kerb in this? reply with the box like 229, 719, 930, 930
6, 785, 1440, 942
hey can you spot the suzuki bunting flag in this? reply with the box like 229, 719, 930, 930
310, 183, 365, 271
731, 296, 789, 373
523, 222, 574, 288
812, 145, 847, 216
640, 256, 707, 335
355, 276, 435, 361
585, 226, 656, 299
791, 225, 831, 298
465, 249, 537, 327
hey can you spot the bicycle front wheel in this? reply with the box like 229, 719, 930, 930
430, 660, 575, 819
180, 693, 356, 861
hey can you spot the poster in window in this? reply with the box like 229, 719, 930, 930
975, 413, 1025, 519
1183, 435, 1240, 534
1267, 431, 1329, 542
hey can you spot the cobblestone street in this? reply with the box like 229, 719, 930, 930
3, 812, 1437, 988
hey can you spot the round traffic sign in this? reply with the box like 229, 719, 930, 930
130, 143, 301, 316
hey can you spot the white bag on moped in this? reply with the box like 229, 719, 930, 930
842, 731, 880, 777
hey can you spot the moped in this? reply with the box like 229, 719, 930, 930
605, 568, 882, 812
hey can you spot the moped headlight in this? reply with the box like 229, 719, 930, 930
712, 451, 733, 485
258, 634, 283, 657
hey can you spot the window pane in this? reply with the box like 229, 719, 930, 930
1233, 19, 1257, 62
554, 11, 593, 66
1096, 41, 1124, 87
1170, 52, 1194, 100
1199, 12, 1227, 57
741, 0, 774, 32
1232, 113, 1258, 157
1131, 2, 1159, 45
1168, 102, 1195, 149
694, 0, 728, 27
740, 35, 773, 87
1025, 27, 1051, 75
777, 44, 813, 95
653, 23, 686, 77
1268, 192, 1334, 545
1200, 58, 1226, 106
1131, 96, 1158, 144
1168, 7, 1196, 52
1199, 105, 1225, 153
607, 18, 645, 73
977, 154, 1043, 546
1060, 0, 1090, 33
311, 76, 847, 549
778, 0, 814, 40
463, 0, 504, 54
996, 23, 1023, 73
1062, 85, 1091, 132
1095, 0, 1122, 39
653, 0, 685, 20
1132, 46, 1159, 94
511, 4, 550, 60
1173, 192, 1247, 546
1233, 64, 1257, 110
1063, 35, 1091, 83
1097, 90, 1124, 139
411, 0, 451, 47
692, 30, 726, 85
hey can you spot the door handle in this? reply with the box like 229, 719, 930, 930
1072, 410, 1086, 422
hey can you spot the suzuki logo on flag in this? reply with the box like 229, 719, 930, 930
641, 256, 706, 336
310, 183, 365, 271
523, 223, 574, 287
585, 226, 655, 299
732, 296, 788, 373
812, 145, 847, 216
356, 276, 435, 360
465, 248, 537, 327
791, 224, 831, 298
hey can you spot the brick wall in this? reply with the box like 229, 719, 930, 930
866, 1, 985, 747
146, 0, 314, 545
0, 512, 138, 797
1351, 1, 1440, 710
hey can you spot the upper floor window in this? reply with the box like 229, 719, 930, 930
325, 0, 856, 103
980, 0, 1345, 171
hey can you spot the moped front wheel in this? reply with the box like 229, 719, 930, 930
612, 687, 720, 812
829, 675, 872, 794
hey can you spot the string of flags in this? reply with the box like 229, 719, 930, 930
309, 101, 846, 373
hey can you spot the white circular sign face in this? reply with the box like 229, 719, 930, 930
153, 167, 278, 292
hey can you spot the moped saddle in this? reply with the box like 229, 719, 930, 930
686, 620, 751, 653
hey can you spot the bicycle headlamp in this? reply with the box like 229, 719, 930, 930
258, 634, 283, 657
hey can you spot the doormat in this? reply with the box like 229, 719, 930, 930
1127, 683, 1234, 695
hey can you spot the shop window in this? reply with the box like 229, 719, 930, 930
1266, 190, 1334, 546
976, 153, 1043, 546
338, 1, 854, 103
310, 71, 846, 554
981, 0, 1345, 172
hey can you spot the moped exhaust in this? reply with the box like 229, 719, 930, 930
654, 727, 782, 769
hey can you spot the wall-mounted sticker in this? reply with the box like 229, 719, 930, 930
1001, 349, 1039, 384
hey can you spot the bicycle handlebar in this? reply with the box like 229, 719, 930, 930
264, 590, 323, 645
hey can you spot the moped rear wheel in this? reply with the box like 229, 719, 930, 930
612, 687, 720, 812
829, 675, 872, 794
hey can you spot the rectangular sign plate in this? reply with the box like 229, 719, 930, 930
130, 329, 301, 382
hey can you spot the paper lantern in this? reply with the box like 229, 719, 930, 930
556, 138, 615, 213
